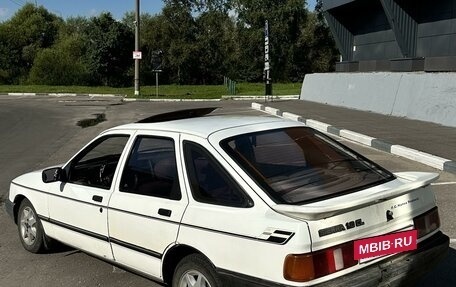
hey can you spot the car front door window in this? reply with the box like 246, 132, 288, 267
67, 135, 130, 190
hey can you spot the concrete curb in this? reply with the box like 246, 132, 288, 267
252, 102, 456, 173
222, 95, 299, 100
123, 98, 221, 102
1, 93, 221, 102
2, 93, 299, 102
0, 93, 299, 102
2, 92, 124, 97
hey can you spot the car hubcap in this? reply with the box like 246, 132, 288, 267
179, 270, 212, 287
20, 207, 37, 246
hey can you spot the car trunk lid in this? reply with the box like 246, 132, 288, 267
272, 172, 439, 251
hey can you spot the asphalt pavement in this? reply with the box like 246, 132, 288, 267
0, 95, 455, 287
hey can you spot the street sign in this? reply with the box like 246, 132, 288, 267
264, 20, 272, 97
133, 51, 142, 60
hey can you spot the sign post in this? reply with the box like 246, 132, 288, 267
152, 70, 163, 97
264, 20, 272, 100
151, 50, 163, 98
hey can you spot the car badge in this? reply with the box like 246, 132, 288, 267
386, 210, 394, 222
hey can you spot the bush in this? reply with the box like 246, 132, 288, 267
28, 36, 90, 85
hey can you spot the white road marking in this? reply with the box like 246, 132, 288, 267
450, 239, 456, 244
431, 182, 456, 186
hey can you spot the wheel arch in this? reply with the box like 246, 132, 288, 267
162, 244, 214, 285
12, 194, 27, 224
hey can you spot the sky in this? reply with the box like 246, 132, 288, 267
1, 0, 317, 21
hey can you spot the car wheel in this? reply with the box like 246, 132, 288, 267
173, 254, 222, 287
17, 199, 48, 253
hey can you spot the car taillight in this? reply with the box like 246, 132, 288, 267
284, 241, 358, 282
413, 207, 440, 238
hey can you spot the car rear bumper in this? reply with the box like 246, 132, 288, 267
315, 231, 449, 287
218, 231, 449, 287
4, 198, 15, 223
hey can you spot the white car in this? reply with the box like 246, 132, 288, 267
5, 108, 449, 287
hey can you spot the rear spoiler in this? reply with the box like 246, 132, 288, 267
272, 172, 439, 221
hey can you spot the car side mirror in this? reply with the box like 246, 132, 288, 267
42, 167, 66, 183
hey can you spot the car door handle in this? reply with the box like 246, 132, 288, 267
92, 195, 103, 203
158, 208, 172, 217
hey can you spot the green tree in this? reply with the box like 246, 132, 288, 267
161, 2, 199, 84
140, 1, 237, 85
1, 0, 338, 86
0, 25, 12, 84
231, 0, 310, 82
0, 3, 61, 83
163, 0, 233, 13
27, 16, 94, 85
308, 0, 338, 72
28, 35, 89, 85
85, 13, 134, 87
195, 10, 236, 84
58, 16, 91, 39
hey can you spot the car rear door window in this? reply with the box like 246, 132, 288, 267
183, 141, 252, 208
119, 136, 181, 200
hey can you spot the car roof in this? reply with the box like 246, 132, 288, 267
106, 115, 293, 138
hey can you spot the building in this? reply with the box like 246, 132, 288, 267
323, 0, 456, 72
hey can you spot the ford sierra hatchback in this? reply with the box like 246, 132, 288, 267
5, 108, 449, 287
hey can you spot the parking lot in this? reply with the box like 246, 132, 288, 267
0, 95, 455, 286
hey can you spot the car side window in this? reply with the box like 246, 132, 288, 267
183, 141, 252, 208
67, 135, 130, 190
119, 136, 181, 200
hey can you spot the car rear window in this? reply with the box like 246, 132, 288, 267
221, 127, 394, 204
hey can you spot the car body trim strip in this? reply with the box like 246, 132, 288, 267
180, 223, 294, 245
39, 215, 164, 258
110, 237, 163, 259
108, 206, 180, 225
39, 216, 109, 242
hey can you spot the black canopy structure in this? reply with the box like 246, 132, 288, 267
323, 0, 456, 72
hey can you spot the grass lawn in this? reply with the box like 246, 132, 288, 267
0, 82, 302, 99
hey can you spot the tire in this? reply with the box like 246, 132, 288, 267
173, 254, 222, 287
17, 199, 50, 253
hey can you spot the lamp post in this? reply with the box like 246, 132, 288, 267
134, 0, 141, 96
